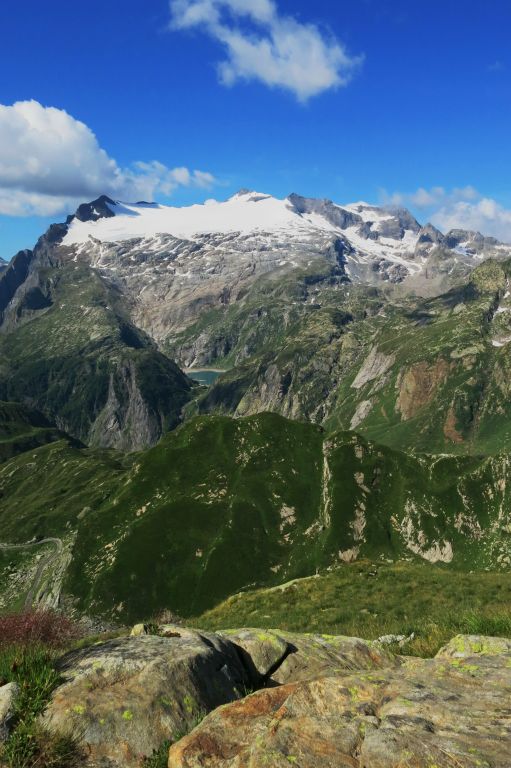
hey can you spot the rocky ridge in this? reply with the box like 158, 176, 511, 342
2, 626, 509, 768
55, 191, 511, 350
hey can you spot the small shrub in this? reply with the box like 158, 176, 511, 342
0, 611, 83, 768
0, 610, 81, 652
143, 740, 172, 768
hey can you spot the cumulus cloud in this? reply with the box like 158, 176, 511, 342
0, 101, 217, 217
382, 185, 511, 244
169, 0, 362, 101
383, 186, 479, 210
432, 198, 511, 243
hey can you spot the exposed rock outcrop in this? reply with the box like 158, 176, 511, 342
168, 633, 511, 768
221, 629, 397, 685
42, 629, 252, 767
39, 627, 511, 768
0, 682, 18, 742
396, 358, 452, 421
40, 627, 396, 767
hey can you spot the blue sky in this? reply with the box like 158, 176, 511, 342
0, 0, 510, 259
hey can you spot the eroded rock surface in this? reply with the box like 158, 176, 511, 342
168, 634, 511, 768
40, 627, 397, 767
42, 629, 253, 767
39, 629, 511, 768
221, 629, 397, 685
0, 682, 18, 742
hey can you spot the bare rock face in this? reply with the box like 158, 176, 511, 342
41, 630, 253, 767
87, 355, 189, 451
168, 633, 511, 768
220, 629, 397, 685
40, 627, 398, 767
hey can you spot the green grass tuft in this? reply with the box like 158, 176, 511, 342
143, 740, 172, 768
0, 612, 84, 767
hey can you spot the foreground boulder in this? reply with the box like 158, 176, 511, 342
41, 627, 395, 766
168, 634, 511, 768
42, 628, 253, 767
220, 628, 398, 683
0, 682, 18, 742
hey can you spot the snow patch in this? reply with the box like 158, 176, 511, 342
64, 194, 334, 245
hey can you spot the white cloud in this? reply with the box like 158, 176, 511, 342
0, 101, 217, 217
410, 187, 446, 207
0, 190, 72, 218
383, 186, 479, 210
169, 0, 362, 101
382, 185, 511, 243
129, 161, 216, 197
432, 198, 511, 243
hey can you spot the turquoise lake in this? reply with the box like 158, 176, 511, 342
186, 369, 223, 386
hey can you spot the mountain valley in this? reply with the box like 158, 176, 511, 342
0, 191, 511, 624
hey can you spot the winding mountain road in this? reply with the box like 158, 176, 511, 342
0, 538, 64, 608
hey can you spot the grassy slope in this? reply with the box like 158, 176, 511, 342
192, 560, 511, 657
0, 401, 68, 462
1, 409, 510, 623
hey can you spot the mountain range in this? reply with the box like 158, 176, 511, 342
1, 190, 511, 620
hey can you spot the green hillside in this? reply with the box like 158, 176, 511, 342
1, 408, 510, 622
194, 560, 511, 658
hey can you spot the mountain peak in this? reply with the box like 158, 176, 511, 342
229, 189, 273, 202
71, 195, 117, 224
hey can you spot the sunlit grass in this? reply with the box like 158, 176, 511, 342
192, 560, 511, 658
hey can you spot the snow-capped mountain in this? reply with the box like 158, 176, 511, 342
63, 190, 428, 290
63, 191, 425, 275
1, 188, 511, 452
53, 190, 511, 342
3, 190, 510, 350
63, 190, 510, 273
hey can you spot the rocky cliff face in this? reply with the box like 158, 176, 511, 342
0, 223, 192, 450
